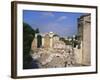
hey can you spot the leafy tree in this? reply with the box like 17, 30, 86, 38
23, 22, 39, 69
37, 35, 42, 48
35, 28, 40, 33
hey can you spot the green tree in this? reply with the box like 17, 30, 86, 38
23, 22, 38, 69
35, 28, 40, 33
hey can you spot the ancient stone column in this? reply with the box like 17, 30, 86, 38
50, 37, 53, 48
35, 34, 38, 48
42, 35, 44, 47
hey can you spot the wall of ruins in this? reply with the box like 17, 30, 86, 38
82, 15, 91, 65
74, 42, 83, 65
77, 14, 91, 66
44, 34, 50, 48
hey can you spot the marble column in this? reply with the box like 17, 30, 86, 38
42, 36, 44, 47
50, 37, 53, 48
35, 34, 38, 48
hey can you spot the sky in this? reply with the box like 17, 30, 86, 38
23, 10, 86, 37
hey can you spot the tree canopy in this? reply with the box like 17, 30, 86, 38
23, 22, 39, 69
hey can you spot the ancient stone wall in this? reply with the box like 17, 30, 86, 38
82, 15, 91, 65
77, 14, 91, 66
